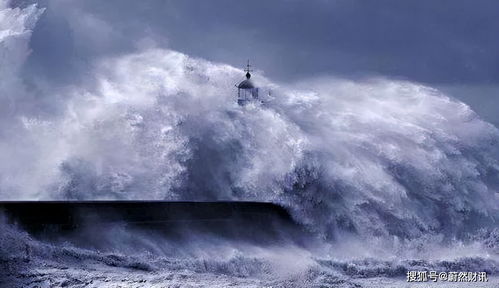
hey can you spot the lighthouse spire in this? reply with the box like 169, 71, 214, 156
244, 59, 253, 79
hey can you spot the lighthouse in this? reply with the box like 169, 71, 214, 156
236, 60, 259, 105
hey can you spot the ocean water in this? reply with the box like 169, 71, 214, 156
1, 2, 499, 287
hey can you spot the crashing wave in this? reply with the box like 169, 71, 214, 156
7, 47, 496, 240
1, 0, 498, 240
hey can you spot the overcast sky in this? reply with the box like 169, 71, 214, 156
15, 0, 499, 126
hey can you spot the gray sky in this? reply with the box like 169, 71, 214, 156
16, 0, 499, 126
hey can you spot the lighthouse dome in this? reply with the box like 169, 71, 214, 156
237, 79, 255, 89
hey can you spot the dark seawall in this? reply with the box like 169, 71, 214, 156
0, 201, 307, 245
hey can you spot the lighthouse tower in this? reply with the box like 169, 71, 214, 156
236, 60, 259, 106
